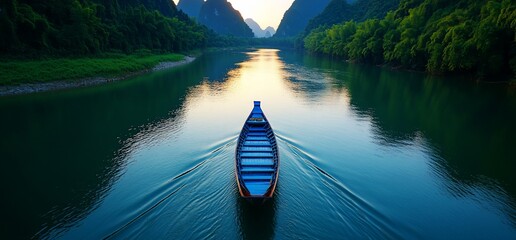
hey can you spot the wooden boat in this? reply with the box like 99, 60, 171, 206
235, 101, 279, 201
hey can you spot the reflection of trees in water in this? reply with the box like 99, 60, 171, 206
324, 59, 516, 222
0, 51, 252, 239
179, 51, 251, 97
279, 51, 516, 224
196, 51, 251, 82
276, 51, 332, 100
345, 66, 515, 185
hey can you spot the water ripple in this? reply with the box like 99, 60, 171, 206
103, 136, 237, 239
276, 134, 419, 239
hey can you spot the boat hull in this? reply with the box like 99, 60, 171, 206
235, 101, 279, 201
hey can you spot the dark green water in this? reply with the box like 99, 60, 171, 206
1, 49, 515, 239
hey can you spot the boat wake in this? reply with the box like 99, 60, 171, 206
103, 135, 238, 239
103, 131, 418, 239
275, 133, 418, 239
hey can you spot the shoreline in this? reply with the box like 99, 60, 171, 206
0, 56, 195, 97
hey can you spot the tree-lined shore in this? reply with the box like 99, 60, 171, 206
1, 0, 514, 87
0, 0, 210, 55
304, 0, 515, 79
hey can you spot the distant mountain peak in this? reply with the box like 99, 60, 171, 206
264, 26, 276, 33
245, 18, 275, 38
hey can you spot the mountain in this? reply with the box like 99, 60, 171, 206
245, 18, 264, 38
275, 0, 332, 37
198, 0, 253, 37
177, 0, 204, 19
244, 18, 275, 38
305, 0, 400, 35
264, 27, 276, 37
304, 0, 353, 34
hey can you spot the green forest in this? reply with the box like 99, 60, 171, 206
1, 0, 515, 83
0, 0, 291, 57
0, 0, 212, 55
304, 0, 516, 79
304, 0, 399, 35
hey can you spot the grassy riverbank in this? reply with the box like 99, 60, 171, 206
0, 53, 184, 85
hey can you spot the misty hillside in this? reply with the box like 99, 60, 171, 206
264, 27, 276, 38
245, 18, 276, 38
305, 0, 399, 35
275, 0, 332, 37
177, 0, 204, 19
198, 0, 253, 37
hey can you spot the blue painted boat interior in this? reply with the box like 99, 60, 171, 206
237, 101, 278, 197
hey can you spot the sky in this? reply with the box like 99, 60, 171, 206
172, 0, 295, 30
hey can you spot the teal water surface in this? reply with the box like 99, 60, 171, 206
1, 49, 515, 239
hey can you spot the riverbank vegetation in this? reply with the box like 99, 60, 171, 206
0, 0, 210, 55
0, 0, 208, 85
0, 0, 299, 86
304, 0, 516, 79
211, 36, 297, 49
0, 53, 183, 85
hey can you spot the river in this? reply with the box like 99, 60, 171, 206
1, 49, 515, 239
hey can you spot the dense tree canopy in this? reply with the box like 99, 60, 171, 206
0, 0, 212, 55
304, 0, 516, 78
305, 0, 399, 36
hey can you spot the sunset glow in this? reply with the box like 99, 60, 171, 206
173, 0, 294, 29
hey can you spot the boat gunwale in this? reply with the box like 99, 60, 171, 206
235, 102, 279, 199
